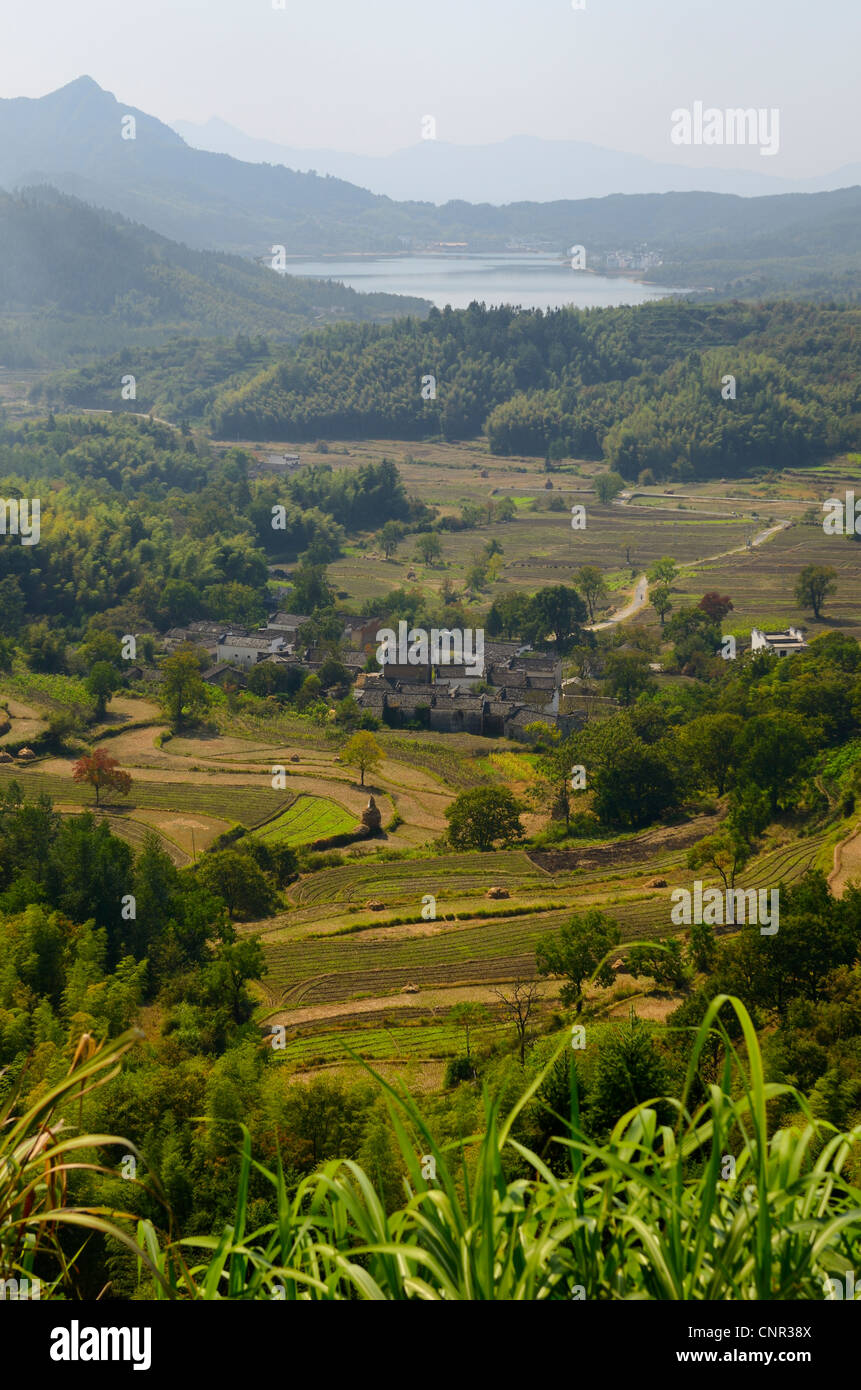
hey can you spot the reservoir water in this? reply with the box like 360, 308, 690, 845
288, 252, 686, 311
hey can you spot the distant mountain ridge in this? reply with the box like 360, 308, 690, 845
1, 79, 861, 301
172, 118, 861, 206
0, 76, 387, 256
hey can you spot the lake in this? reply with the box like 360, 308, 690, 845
287, 253, 686, 311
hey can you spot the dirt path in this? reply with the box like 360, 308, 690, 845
829, 821, 861, 896
589, 575, 648, 631
590, 520, 790, 630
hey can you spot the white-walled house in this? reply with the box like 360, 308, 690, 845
216, 634, 286, 668
750, 627, 808, 658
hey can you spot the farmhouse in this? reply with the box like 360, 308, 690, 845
750, 626, 808, 658
263, 612, 311, 643
216, 633, 287, 668
163, 623, 227, 658
202, 663, 248, 689
340, 614, 383, 650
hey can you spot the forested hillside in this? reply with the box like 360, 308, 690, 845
0, 414, 412, 638
44, 300, 858, 481
0, 188, 428, 366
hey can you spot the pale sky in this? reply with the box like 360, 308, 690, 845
0, 0, 858, 175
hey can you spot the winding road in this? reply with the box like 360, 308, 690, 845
588, 520, 791, 631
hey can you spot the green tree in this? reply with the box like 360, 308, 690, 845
341, 730, 383, 787
687, 827, 751, 891
197, 850, 275, 921
651, 584, 672, 626
736, 711, 812, 814
79, 630, 123, 671
625, 938, 690, 990
295, 673, 323, 711
525, 585, 587, 653
594, 471, 625, 505
416, 533, 443, 566
445, 787, 524, 851
589, 1014, 671, 1131
535, 909, 621, 1011
161, 649, 208, 731
648, 556, 678, 586
25, 623, 67, 674
378, 520, 405, 559
679, 712, 744, 796
85, 661, 119, 719
291, 564, 334, 613
604, 651, 654, 705
592, 737, 677, 829
794, 564, 837, 619
574, 566, 608, 622
201, 936, 267, 1025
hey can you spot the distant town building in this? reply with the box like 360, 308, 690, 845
750, 626, 808, 658
216, 634, 286, 668
264, 612, 311, 643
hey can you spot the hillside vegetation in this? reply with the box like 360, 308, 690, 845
41, 301, 860, 484
0, 188, 428, 365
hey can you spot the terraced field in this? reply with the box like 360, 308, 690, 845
273, 1019, 506, 1066
257, 827, 836, 1029
670, 521, 861, 641
0, 763, 292, 827
289, 849, 546, 908
57, 807, 193, 865
258, 795, 356, 847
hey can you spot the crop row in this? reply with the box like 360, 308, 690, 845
259, 795, 355, 846
290, 849, 545, 906
275, 1020, 506, 1065
0, 765, 291, 827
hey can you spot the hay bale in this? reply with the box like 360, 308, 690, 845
486, 886, 509, 900
366, 899, 385, 911
645, 876, 667, 888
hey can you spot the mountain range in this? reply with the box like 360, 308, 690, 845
171, 118, 861, 207
0, 77, 860, 317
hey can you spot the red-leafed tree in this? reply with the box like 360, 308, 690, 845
72, 748, 132, 806
698, 591, 734, 623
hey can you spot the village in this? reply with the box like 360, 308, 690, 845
153, 608, 573, 740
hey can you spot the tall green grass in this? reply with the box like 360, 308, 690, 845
134, 996, 861, 1300
0, 1030, 164, 1297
